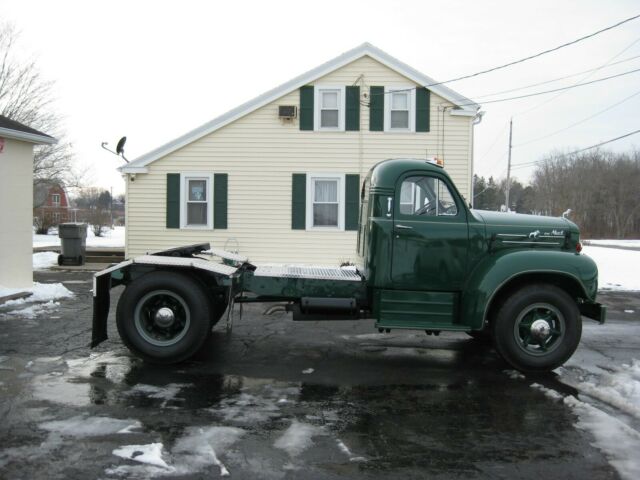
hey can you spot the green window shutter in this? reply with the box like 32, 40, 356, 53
416, 87, 431, 132
166, 173, 180, 229
292, 173, 306, 229
369, 86, 384, 131
299, 86, 314, 131
345, 86, 360, 131
345, 174, 360, 231
214, 173, 228, 229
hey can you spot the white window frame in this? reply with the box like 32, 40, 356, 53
384, 86, 415, 132
51, 193, 61, 206
180, 172, 213, 229
306, 173, 345, 231
314, 85, 346, 131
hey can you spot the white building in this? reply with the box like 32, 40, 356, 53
0, 116, 56, 288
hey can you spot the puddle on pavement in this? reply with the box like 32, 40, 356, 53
0, 348, 614, 479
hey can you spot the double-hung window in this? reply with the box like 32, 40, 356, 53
385, 87, 415, 132
315, 86, 345, 131
51, 193, 60, 206
306, 174, 345, 230
181, 173, 213, 229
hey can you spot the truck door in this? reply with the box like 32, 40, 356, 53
391, 173, 468, 291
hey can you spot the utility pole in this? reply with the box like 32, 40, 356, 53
505, 118, 513, 212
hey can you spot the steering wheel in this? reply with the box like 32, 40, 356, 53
415, 203, 437, 216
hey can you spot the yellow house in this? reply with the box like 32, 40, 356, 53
121, 43, 481, 265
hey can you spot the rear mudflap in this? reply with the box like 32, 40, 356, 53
91, 274, 111, 347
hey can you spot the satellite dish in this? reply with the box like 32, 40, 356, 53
116, 136, 127, 155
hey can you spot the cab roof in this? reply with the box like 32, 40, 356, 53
368, 158, 451, 190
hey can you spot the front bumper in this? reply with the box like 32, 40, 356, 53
579, 301, 606, 324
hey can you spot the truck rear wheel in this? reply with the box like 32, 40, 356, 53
492, 284, 581, 372
116, 271, 211, 364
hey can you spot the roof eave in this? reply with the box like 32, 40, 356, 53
0, 127, 57, 145
126, 42, 479, 170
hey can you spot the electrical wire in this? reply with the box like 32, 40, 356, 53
425, 14, 640, 87
363, 13, 640, 101
514, 88, 640, 147
452, 67, 640, 108
511, 128, 640, 169
471, 53, 640, 100
515, 35, 640, 117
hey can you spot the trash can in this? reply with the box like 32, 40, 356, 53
58, 223, 88, 266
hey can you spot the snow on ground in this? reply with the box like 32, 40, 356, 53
33, 226, 125, 248
112, 443, 171, 469
523, 359, 640, 480
39, 415, 142, 437
274, 420, 324, 457
33, 252, 59, 270
564, 396, 640, 480
172, 426, 245, 477
0, 282, 73, 305
582, 246, 640, 291
587, 239, 640, 248
0, 283, 73, 319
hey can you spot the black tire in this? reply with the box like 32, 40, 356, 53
116, 271, 211, 364
492, 284, 581, 372
57, 254, 64, 266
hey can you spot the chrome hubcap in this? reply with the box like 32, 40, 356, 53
154, 307, 175, 327
530, 319, 551, 340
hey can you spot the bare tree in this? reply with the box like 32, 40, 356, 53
0, 22, 80, 187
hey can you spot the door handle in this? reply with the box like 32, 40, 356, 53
396, 224, 413, 230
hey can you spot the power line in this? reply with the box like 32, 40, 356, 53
515, 35, 640, 117
511, 128, 640, 169
453, 67, 640, 107
514, 88, 640, 147
471, 53, 640, 100
424, 14, 640, 87
565, 128, 640, 155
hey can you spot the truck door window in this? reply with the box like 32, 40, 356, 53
399, 176, 458, 216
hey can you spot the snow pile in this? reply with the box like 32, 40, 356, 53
274, 420, 324, 457
564, 395, 640, 480
0, 282, 72, 304
40, 415, 141, 437
6, 301, 60, 319
574, 360, 640, 420
1, 283, 73, 319
173, 426, 244, 477
530, 383, 564, 400
582, 246, 640, 291
33, 252, 59, 270
112, 443, 171, 469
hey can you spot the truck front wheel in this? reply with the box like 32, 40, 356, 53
492, 284, 582, 372
116, 271, 211, 364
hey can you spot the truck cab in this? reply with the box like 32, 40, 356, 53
92, 158, 605, 372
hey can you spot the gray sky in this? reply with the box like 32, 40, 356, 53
2, 0, 639, 194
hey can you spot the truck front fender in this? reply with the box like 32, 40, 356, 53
461, 250, 598, 330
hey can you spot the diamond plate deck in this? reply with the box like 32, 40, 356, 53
254, 265, 362, 282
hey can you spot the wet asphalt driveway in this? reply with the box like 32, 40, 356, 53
1, 269, 639, 479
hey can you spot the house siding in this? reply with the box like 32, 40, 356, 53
126, 56, 474, 264
0, 138, 34, 288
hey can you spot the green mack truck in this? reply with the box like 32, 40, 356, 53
92, 158, 605, 372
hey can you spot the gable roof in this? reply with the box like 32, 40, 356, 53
0, 115, 56, 145
121, 42, 480, 173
